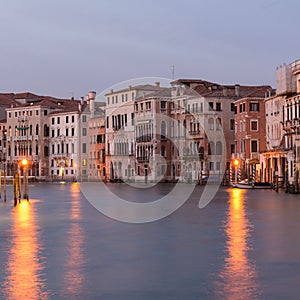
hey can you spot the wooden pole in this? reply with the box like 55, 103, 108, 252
0, 169, 2, 200
4, 168, 6, 202
13, 173, 17, 206
23, 167, 29, 200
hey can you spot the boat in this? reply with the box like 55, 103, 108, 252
233, 180, 272, 189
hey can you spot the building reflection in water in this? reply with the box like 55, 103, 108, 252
2, 200, 49, 299
62, 183, 87, 296
216, 188, 260, 300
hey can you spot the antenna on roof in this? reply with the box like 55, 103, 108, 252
171, 65, 175, 80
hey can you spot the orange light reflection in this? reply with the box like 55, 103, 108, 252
63, 183, 87, 295
217, 189, 260, 299
3, 201, 49, 299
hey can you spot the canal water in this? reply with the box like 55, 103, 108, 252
0, 183, 300, 299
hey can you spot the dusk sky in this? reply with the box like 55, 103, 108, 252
0, 0, 299, 99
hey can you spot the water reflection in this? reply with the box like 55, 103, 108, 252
62, 183, 87, 296
216, 189, 260, 299
2, 200, 49, 299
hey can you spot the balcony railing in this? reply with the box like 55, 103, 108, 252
136, 134, 152, 143
251, 152, 259, 160
137, 156, 149, 163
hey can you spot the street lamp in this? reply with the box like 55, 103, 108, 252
233, 159, 240, 183
20, 158, 29, 200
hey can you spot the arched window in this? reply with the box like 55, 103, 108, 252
216, 141, 222, 155
216, 118, 222, 131
208, 118, 214, 130
208, 142, 215, 155
183, 119, 186, 137
161, 121, 166, 138
161, 145, 165, 157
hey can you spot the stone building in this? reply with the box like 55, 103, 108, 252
104, 83, 163, 182
87, 112, 106, 181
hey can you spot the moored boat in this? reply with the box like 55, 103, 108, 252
233, 180, 272, 189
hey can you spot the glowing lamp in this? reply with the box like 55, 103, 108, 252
233, 159, 239, 167
21, 158, 28, 167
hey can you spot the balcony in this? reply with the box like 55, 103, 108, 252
136, 134, 152, 143
13, 136, 33, 141
137, 156, 149, 163
251, 152, 259, 160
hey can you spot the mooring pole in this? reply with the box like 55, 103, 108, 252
4, 168, 6, 202
23, 167, 29, 201
13, 173, 17, 206
0, 169, 2, 200
17, 171, 21, 203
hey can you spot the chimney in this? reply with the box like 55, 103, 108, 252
88, 91, 96, 118
128, 85, 132, 90
81, 97, 84, 105
223, 87, 227, 97
155, 82, 160, 87
78, 103, 82, 112
235, 84, 240, 97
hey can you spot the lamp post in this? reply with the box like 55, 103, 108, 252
233, 159, 240, 183
21, 158, 29, 200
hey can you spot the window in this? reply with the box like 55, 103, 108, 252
209, 102, 213, 111
239, 104, 243, 113
82, 143, 87, 153
230, 103, 235, 112
251, 140, 258, 152
209, 162, 214, 171
36, 110, 39, 116
122, 94, 124, 102
216, 118, 222, 130
66, 116, 69, 123
52, 118, 55, 125
106, 116, 109, 128
208, 118, 214, 130
230, 144, 235, 154
72, 115, 75, 122
82, 115, 87, 122
216, 141, 222, 155
250, 102, 260, 112
216, 102, 221, 111
44, 110, 48, 116
57, 129, 60, 137
161, 121, 166, 138
8, 112, 11, 118
131, 113, 134, 126
107, 97, 110, 105
251, 120, 258, 131
82, 128, 87, 136
66, 128, 69, 136
230, 119, 235, 130
36, 124, 39, 135
161, 101, 166, 111
71, 128, 75, 136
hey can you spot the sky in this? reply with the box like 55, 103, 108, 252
0, 0, 299, 100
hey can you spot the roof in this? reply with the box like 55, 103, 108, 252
105, 84, 164, 96
136, 88, 172, 99
0, 93, 19, 106
172, 79, 273, 99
